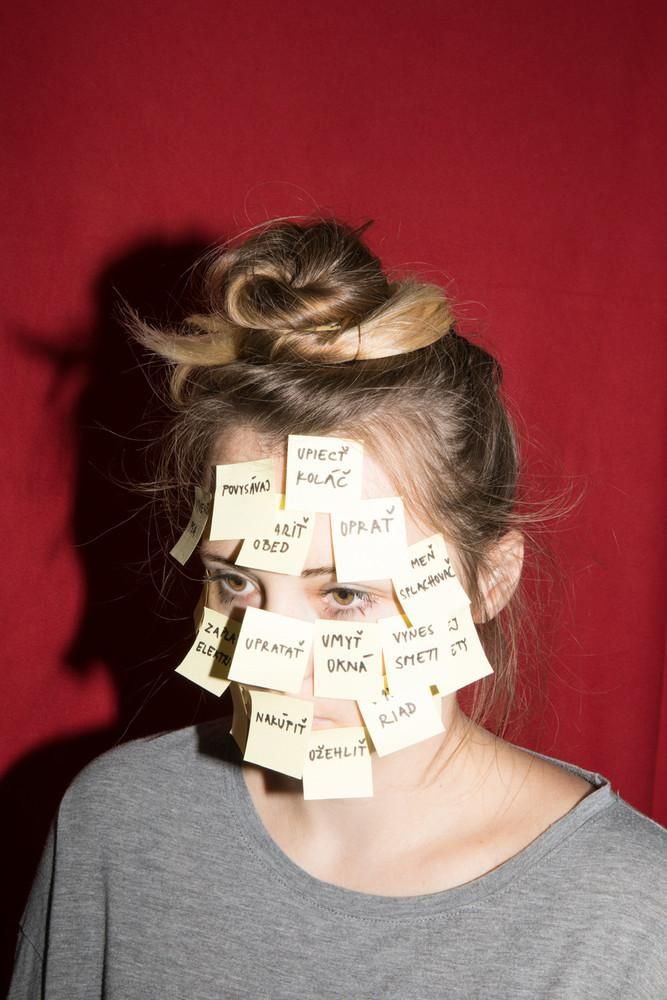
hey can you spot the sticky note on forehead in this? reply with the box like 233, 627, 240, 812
331, 497, 409, 582
170, 487, 211, 565
435, 604, 494, 696
244, 690, 314, 779
175, 607, 240, 696
302, 727, 373, 800
379, 615, 444, 694
358, 685, 444, 757
237, 499, 315, 576
313, 620, 384, 701
392, 533, 469, 625
285, 434, 364, 513
210, 458, 277, 540
229, 606, 314, 694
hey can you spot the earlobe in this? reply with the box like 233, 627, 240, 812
477, 530, 524, 622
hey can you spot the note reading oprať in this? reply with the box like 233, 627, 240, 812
330, 496, 410, 582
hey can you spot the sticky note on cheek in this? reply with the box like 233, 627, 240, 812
285, 434, 364, 512
392, 533, 469, 624
175, 607, 241, 696
434, 604, 494, 696
210, 458, 277, 540
230, 683, 250, 753
331, 497, 409, 582
379, 615, 444, 693
357, 685, 444, 757
237, 501, 315, 576
302, 727, 373, 800
313, 621, 385, 701
229, 606, 314, 694
243, 690, 314, 779
170, 487, 211, 565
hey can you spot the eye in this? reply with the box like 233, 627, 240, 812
330, 588, 357, 607
322, 586, 378, 619
205, 569, 259, 606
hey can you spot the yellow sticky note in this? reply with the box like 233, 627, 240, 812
175, 607, 241, 696
285, 434, 364, 513
170, 487, 211, 565
331, 497, 409, 582
358, 686, 444, 757
210, 458, 277, 540
244, 690, 314, 779
435, 604, 494, 696
229, 606, 314, 694
230, 682, 250, 753
302, 727, 373, 800
313, 620, 384, 700
379, 614, 445, 693
392, 533, 469, 625
237, 499, 315, 575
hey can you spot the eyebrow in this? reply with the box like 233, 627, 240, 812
199, 551, 335, 579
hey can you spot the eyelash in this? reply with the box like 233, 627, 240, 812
204, 571, 379, 619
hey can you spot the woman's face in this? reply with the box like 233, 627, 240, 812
199, 426, 446, 728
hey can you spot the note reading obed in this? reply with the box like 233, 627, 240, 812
237, 497, 315, 576
302, 727, 373, 800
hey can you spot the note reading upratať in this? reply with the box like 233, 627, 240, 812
209, 458, 277, 540
302, 727, 373, 800
243, 690, 314, 779
175, 606, 240, 696
313, 619, 384, 701
434, 603, 493, 696
379, 614, 445, 694
330, 496, 410, 582
285, 434, 364, 513
392, 533, 469, 625
237, 497, 315, 576
170, 487, 211, 565
228, 606, 314, 694
357, 684, 444, 757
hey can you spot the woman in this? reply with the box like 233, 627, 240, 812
10, 220, 667, 998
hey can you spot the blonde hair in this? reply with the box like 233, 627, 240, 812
131, 218, 536, 735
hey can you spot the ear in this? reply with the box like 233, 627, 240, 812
476, 530, 524, 622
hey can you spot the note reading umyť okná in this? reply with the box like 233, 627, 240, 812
392, 533, 469, 625
313, 619, 384, 701
228, 606, 314, 694
330, 497, 410, 583
170, 486, 211, 565
434, 604, 494, 696
284, 434, 364, 513
357, 685, 444, 757
237, 497, 315, 576
209, 458, 277, 540
230, 682, 250, 753
302, 726, 373, 800
379, 614, 446, 694
175, 606, 241, 696
243, 690, 314, 779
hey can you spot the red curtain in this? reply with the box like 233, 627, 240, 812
2, 0, 666, 984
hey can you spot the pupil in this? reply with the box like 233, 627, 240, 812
336, 589, 355, 606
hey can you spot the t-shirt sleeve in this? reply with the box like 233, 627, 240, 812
8, 825, 54, 999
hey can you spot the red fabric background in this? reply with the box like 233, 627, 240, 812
2, 0, 666, 984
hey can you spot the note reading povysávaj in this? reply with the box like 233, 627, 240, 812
313, 619, 384, 701
243, 690, 314, 779
302, 727, 373, 800
170, 486, 211, 565
379, 614, 446, 694
392, 533, 469, 625
228, 606, 314, 694
433, 603, 494, 696
209, 458, 277, 540
285, 434, 364, 513
230, 682, 250, 754
357, 685, 444, 757
237, 496, 316, 576
175, 606, 241, 696
330, 497, 410, 583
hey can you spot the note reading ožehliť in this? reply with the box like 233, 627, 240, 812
313, 620, 385, 701
392, 533, 469, 625
210, 458, 277, 540
243, 690, 314, 779
302, 726, 373, 800
357, 685, 444, 757
330, 496, 410, 582
228, 606, 314, 694
285, 434, 364, 513
175, 606, 240, 696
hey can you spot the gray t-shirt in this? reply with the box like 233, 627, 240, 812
9, 722, 667, 999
